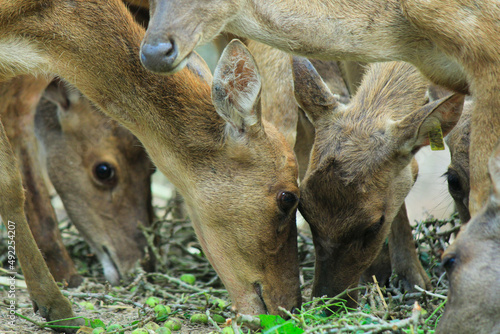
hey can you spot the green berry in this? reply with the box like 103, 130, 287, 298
154, 304, 171, 320
212, 314, 226, 323
106, 324, 123, 333
164, 318, 182, 331
180, 274, 196, 285
155, 328, 172, 334
145, 296, 161, 308
131, 329, 148, 334
221, 327, 235, 334
80, 301, 95, 310
190, 313, 208, 324
144, 322, 160, 331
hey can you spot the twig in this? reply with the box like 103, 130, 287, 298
236, 313, 261, 329
206, 309, 222, 332
106, 314, 156, 334
0, 268, 24, 280
413, 286, 447, 300
303, 302, 421, 334
61, 290, 145, 308
372, 275, 389, 312
147, 272, 226, 294
138, 223, 167, 268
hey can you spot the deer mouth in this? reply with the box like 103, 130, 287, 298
253, 282, 269, 314
101, 246, 121, 285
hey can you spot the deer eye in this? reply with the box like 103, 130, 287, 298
446, 168, 462, 194
277, 191, 298, 214
366, 215, 385, 236
93, 162, 116, 184
442, 253, 457, 272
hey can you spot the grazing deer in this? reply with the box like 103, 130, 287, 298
35, 80, 156, 285
0, 75, 83, 287
141, 0, 500, 216
0, 0, 300, 327
293, 58, 463, 305
437, 141, 500, 334
248, 40, 435, 292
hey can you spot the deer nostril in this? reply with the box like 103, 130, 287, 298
164, 38, 176, 57
140, 38, 179, 73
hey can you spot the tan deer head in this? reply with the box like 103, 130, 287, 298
293, 58, 463, 305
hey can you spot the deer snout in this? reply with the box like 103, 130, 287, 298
140, 38, 179, 73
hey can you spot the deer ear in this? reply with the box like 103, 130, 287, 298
292, 56, 338, 125
43, 79, 71, 110
394, 93, 465, 154
212, 39, 262, 137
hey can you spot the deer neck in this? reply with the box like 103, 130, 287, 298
0, 0, 225, 192
229, 0, 419, 62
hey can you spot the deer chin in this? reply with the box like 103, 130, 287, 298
231, 284, 269, 315
99, 247, 121, 285
165, 56, 189, 74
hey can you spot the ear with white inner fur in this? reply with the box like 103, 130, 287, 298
212, 39, 262, 137
43, 79, 80, 111
394, 93, 465, 153
292, 56, 338, 125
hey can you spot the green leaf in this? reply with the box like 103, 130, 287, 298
91, 319, 106, 329
259, 315, 304, 334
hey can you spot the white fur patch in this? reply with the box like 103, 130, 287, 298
0, 37, 50, 77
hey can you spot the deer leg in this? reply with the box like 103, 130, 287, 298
388, 203, 431, 291
0, 116, 82, 332
19, 138, 83, 287
0, 76, 82, 287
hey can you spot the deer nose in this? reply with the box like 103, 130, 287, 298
140, 38, 178, 73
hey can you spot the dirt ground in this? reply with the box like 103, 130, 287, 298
0, 174, 459, 334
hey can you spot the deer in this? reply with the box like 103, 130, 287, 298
292, 58, 464, 306
437, 141, 500, 334
35, 79, 156, 285
0, 0, 301, 328
0, 75, 83, 287
248, 39, 445, 292
140, 0, 500, 218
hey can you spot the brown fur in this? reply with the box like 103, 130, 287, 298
0, 75, 82, 287
35, 80, 155, 284
293, 60, 463, 305
437, 141, 500, 333
400, 0, 500, 214
249, 41, 430, 293
142, 0, 500, 217
0, 0, 301, 325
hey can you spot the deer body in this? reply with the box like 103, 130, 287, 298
142, 0, 468, 94
0, 0, 301, 324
